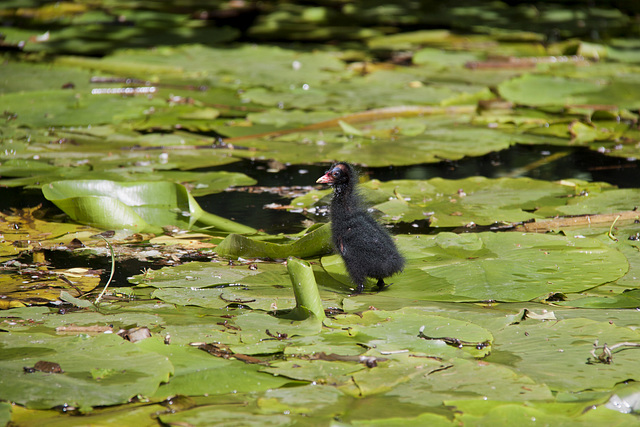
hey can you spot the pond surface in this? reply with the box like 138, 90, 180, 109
198, 144, 639, 234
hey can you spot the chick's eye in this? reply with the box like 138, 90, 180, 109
331, 170, 341, 178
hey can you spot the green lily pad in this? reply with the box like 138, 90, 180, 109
323, 232, 628, 302
557, 289, 640, 309
545, 189, 640, 217
129, 261, 264, 289
262, 359, 365, 383
0, 89, 164, 128
488, 317, 640, 392
0, 402, 9, 427
229, 114, 539, 167
499, 74, 640, 110
59, 44, 345, 91
330, 308, 492, 359
0, 333, 173, 410
158, 405, 292, 427
233, 311, 323, 346
387, 358, 553, 406
448, 399, 634, 426
42, 180, 256, 234
256, 384, 347, 415
242, 70, 492, 111
0, 62, 96, 94
0, 125, 241, 179
340, 353, 446, 397
136, 338, 290, 399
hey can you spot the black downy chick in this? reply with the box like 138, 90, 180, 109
316, 162, 405, 293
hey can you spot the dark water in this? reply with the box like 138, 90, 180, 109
198, 143, 638, 234
2, 143, 637, 235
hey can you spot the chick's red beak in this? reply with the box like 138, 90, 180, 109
316, 172, 333, 184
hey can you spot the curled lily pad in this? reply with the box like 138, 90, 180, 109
216, 223, 332, 259
42, 180, 256, 234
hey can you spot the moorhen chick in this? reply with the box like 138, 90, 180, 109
316, 162, 405, 293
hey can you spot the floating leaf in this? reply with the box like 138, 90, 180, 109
557, 289, 640, 309
158, 405, 292, 427
42, 180, 256, 234
544, 189, 640, 217
0, 89, 164, 128
0, 158, 254, 196
323, 232, 628, 302
330, 308, 492, 359
128, 261, 264, 289
59, 44, 345, 91
448, 399, 634, 426
387, 358, 553, 406
233, 311, 323, 347
0, 333, 173, 410
499, 74, 640, 109
136, 338, 290, 399
0, 402, 9, 427
489, 317, 640, 392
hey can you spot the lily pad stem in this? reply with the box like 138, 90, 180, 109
608, 215, 621, 241
196, 211, 257, 234
95, 236, 115, 304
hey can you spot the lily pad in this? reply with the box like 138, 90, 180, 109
543, 189, 640, 217
0, 158, 254, 196
0, 333, 173, 410
0, 89, 164, 128
158, 405, 292, 427
42, 180, 256, 234
557, 289, 640, 309
137, 338, 290, 399
386, 358, 553, 406
330, 308, 493, 359
448, 399, 634, 426
488, 317, 640, 392
0, 125, 240, 179
323, 232, 628, 302
59, 44, 345, 91
499, 74, 640, 110
228, 115, 533, 167
129, 261, 264, 289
